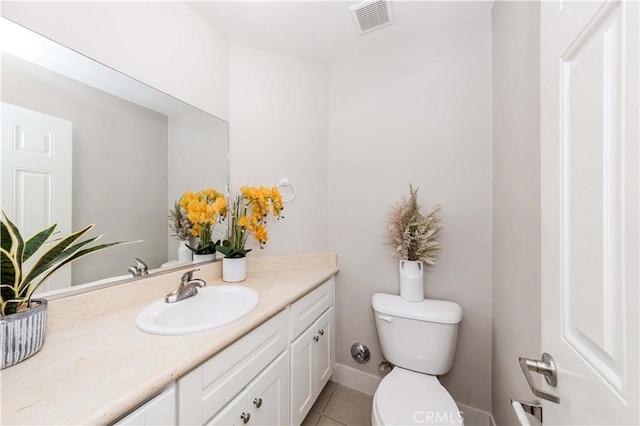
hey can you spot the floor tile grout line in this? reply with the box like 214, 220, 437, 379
319, 382, 339, 414
321, 413, 350, 426
307, 381, 374, 426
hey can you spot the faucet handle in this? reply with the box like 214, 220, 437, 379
133, 258, 149, 274
181, 268, 200, 283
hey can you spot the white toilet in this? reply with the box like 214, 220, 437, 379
371, 293, 464, 425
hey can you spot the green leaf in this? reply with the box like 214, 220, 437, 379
2, 213, 25, 273
29, 241, 134, 298
0, 220, 12, 253
1, 249, 19, 305
20, 224, 94, 288
17, 235, 103, 297
215, 245, 251, 258
215, 244, 232, 257
0, 248, 18, 286
23, 224, 57, 263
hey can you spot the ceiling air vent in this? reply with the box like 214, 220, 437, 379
350, 0, 394, 35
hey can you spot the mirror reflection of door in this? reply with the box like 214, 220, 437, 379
1, 102, 72, 292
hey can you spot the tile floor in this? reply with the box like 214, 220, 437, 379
301, 381, 373, 426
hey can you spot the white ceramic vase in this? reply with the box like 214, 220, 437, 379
177, 240, 192, 263
223, 257, 247, 282
193, 253, 215, 263
399, 259, 424, 302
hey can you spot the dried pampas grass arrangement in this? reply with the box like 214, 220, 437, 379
386, 184, 442, 265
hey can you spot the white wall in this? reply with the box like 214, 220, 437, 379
1, 1, 229, 121
228, 45, 328, 255
328, 16, 493, 412
491, 2, 541, 425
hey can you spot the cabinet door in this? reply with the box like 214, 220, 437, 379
116, 409, 145, 426
315, 307, 334, 394
290, 324, 317, 425
247, 352, 289, 425
207, 389, 248, 426
115, 385, 176, 426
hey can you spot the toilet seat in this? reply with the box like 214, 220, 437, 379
372, 367, 463, 426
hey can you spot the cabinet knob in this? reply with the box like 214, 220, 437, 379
240, 412, 251, 424
313, 335, 319, 342
318, 329, 325, 336
253, 397, 263, 408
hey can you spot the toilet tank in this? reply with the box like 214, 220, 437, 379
372, 293, 462, 375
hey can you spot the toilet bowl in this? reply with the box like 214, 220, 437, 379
371, 367, 462, 425
371, 293, 464, 425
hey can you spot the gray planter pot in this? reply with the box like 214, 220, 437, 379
1, 299, 48, 369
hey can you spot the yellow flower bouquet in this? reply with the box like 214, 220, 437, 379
179, 188, 227, 254
216, 185, 284, 258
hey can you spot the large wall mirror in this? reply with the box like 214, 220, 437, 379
0, 18, 229, 296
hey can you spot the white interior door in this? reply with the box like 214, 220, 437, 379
1, 102, 73, 292
540, 1, 639, 424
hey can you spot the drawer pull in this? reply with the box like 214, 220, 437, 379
318, 329, 324, 336
241, 412, 251, 424
253, 397, 263, 408
313, 335, 319, 342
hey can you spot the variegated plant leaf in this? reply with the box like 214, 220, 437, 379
21, 224, 94, 288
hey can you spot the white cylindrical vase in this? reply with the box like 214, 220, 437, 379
399, 259, 424, 302
193, 253, 215, 263
178, 240, 193, 263
223, 257, 247, 282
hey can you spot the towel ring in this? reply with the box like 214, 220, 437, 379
276, 178, 296, 203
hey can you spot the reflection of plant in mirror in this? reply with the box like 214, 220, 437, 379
217, 186, 284, 258
0, 211, 134, 316
180, 189, 227, 255
168, 201, 192, 241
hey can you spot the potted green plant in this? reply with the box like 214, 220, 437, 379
0, 211, 132, 369
217, 185, 284, 282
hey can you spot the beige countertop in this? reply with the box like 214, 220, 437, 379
1, 253, 338, 425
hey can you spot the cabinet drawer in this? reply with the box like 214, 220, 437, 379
178, 310, 288, 425
290, 278, 334, 340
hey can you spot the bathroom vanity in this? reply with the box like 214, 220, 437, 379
1, 254, 338, 425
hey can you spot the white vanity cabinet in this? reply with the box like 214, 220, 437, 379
114, 385, 176, 426
289, 278, 336, 426
156, 277, 335, 426
178, 310, 288, 425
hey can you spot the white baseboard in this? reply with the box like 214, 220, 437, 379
331, 363, 381, 396
331, 363, 495, 426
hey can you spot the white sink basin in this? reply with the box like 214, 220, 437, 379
136, 285, 259, 335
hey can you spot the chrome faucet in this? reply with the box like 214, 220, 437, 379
165, 269, 206, 303
128, 258, 149, 277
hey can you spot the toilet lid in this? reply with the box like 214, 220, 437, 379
374, 368, 463, 425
